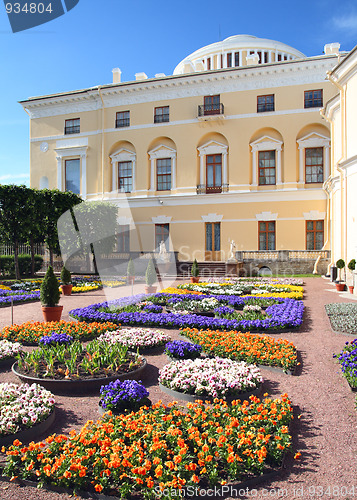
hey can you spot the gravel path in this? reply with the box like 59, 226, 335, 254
0, 278, 356, 500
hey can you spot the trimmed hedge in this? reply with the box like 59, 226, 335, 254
0, 254, 43, 277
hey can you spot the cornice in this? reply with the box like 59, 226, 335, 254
22, 56, 339, 119
329, 46, 357, 85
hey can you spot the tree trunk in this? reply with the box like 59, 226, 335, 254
30, 235, 35, 277
49, 248, 54, 267
14, 240, 20, 280
90, 243, 98, 275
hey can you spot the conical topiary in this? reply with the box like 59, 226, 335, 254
60, 265, 72, 285
40, 265, 60, 307
145, 258, 157, 286
191, 259, 199, 277
127, 258, 135, 276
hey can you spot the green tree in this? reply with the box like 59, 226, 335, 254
145, 258, 157, 286
0, 184, 31, 279
40, 265, 60, 307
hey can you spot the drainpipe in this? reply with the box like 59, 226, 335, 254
326, 71, 348, 264
98, 87, 105, 200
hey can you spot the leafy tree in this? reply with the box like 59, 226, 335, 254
0, 184, 32, 279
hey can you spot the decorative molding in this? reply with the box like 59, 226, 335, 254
110, 148, 136, 192
117, 216, 133, 226
148, 144, 176, 160
338, 154, 357, 176
255, 211, 278, 221
151, 215, 172, 224
250, 135, 283, 152
197, 140, 228, 156
110, 147, 136, 162
303, 210, 325, 220
201, 213, 223, 222
297, 132, 330, 149
54, 146, 88, 158
56, 137, 88, 148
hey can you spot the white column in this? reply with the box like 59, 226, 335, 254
298, 146, 304, 183
80, 154, 87, 198
131, 157, 136, 192
199, 152, 205, 185
56, 156, 62, 190
112, 160, 117, 192
276, 146, 282, 184
324, 145, 330, 181
268, 50, 272, 62
222, 151, 228, 185
171, 155, 176, 189
251, 148, 257, 186
150, 158, 155, 191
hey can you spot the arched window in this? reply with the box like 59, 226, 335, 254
197, 141, 228, 194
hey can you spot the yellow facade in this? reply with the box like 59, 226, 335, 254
21, 35, 346, 268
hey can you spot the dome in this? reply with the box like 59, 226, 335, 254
173, 35, 306, 75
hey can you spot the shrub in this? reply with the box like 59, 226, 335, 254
60, 266, 71, 285
127, 258, 135, 276
0, 255, 43, 277
145, 259, 157, 286
40, 266, 60, 307
348, 259, 356, 272
336, 259, 345, 269
191, 258, 199, 277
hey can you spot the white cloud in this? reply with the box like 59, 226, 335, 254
332, 13, 357, 31
0, 173, 30, 182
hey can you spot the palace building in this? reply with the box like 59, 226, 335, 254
20, 35, 349, 274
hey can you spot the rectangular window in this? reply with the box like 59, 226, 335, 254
305, 147, 323, 183
207, 58, 211, 70
227, 53, 232, 67
157, 158, 171, 191
306, 220, 324, 250
116, 225, 130, 252
203, 95, 221, 115
155, 224, 169, 251
257, 51, 262, 63
118, 161, 132, 192
220, 54, 224, 68
206, 154, 222, 193
259, 221, 276, 250
264, 51, 269, 63
154, 106, 169, 123
234, 52, 239, 66
65, 159, 80, 194
304, 89, 323, 108
258, 150, 276, 185
205, 222, 221, 251
116, 111, 130, 128
64, 118, 80, 135
257, 94, 275, 112
277, 54, 282, 61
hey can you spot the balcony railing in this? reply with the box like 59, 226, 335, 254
236, 250, 331, 261
197, 184, 229, 194
198, 103, 224, 117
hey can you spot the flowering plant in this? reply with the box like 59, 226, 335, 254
243, 304, 263, 312
39, 332, 73, 346
97, 328, 171, 350
333, 339, 357, 388
159, 357, 262, 399
99, 379, 150, 412
0, 339, 23, 361
0, 382, 55, 436
164, 340, 202, 360
172, 297, 219, 312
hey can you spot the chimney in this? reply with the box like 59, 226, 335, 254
246, 54, 259, 66
155, 73, 166, 78
324, 43, 340, 55
112, 68, 122, 84
135, 72, 148, 81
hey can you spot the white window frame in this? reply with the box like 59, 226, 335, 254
54, 146, 87, 197
250, 136, 283, 186
148, 145, 176, 191
197, 141, 228, 186
110, 148, 136, 193
297, 133, 330, 184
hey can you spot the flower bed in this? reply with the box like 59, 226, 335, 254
0, 382, 55, 437
175, 282, 304, 299
0, 289, 40, 307
325, 303, 357, 334
333, 339, 357, 390
159, 357, 262, 399
69, 297, 304, 332
99, 379, 151, 413
97, 328, 171, 351
0, 339, 23, 362
181, 328, 297, 373
164, 340, 202, 360
0, 320, 118, 344
2, 395, 293, 497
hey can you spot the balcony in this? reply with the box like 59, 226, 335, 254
198, 103, 224, 119
196, 184, 229, 194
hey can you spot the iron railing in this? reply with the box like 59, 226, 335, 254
198, 103, 224, 117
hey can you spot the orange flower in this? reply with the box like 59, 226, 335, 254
191, 474, 200, 483
94, 484, 103, 492
294, 452, 302, 460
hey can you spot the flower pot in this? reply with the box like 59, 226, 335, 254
348, 286, 354, 294
41, 305, 63, 322
190, 277, 199, 283
60, 284, 73, 296
128, 276, 135, 285
145, 285, 157, 294
335, 283, 346, 292
158, 382, 262, 404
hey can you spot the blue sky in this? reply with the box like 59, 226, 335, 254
0, 0, 356, 186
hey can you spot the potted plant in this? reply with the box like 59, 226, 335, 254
60, 265, 73, 296
40, 266, 63, 322
145, 258, 157, 294
191, 259, 200, 283
127, 258, 135, 285
347, 259, 356, 294
335, 259, 346, 292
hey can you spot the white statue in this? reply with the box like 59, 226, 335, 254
229, 239, 236, 260
159, 240, 169, 263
